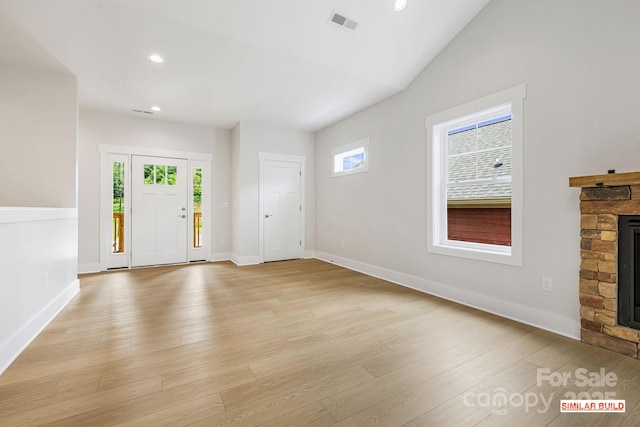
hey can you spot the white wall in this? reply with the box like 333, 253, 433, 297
78, 110, 232, 270
315, 0, 640, 339
0, 65, 77, 208
231, 120, 315, 264
0, 63, 79, 374
0, 210, 79, 374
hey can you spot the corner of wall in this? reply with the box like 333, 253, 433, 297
78, 263, 102, 274
0, 279, 79, 375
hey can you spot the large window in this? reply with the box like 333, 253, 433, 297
426, 84, 525, 266
446, 112, 512, 246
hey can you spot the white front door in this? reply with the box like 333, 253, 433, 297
263, 160, 302, 262
131, 155, 188, 267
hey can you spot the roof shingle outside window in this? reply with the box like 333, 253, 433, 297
447, 118, 511, 201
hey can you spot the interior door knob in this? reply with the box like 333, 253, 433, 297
265, 214, 273, 218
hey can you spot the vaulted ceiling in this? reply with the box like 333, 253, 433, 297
0, 0, 490, 131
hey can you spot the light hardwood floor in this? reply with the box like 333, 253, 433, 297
1, 259, 640, 426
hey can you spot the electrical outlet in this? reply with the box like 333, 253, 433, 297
43, 272, 49, 288
541, 276, 552, 292
340, 241, 344, 248
219, 237, 225, 244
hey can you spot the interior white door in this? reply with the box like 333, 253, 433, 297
131, 155, 188, 267
264, 160, 302, 262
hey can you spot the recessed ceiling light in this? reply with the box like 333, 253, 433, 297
394, 0, 408, 11
148, 54, 164, 63
150, 106, 161, 112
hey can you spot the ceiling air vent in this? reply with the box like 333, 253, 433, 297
132, 109, 154, 115
329, 10, 359, 31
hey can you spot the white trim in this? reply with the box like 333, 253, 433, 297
0, 279, 80, 375
101, 153, 129, 270
315, 251, 580, 340
426, 83, 526, 266
258, 152, 306, 263
258, 152, 305, 163
98, 144, 213, 161
226, 251, 314, 266
0, 207, 77, 224
230, 254, 261, 266
425, 85, 526, 128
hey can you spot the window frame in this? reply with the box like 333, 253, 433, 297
332, 137, 369, 177
426, 84, 526, 266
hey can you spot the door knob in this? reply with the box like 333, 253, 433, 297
265, 214, 272, 218
179, 214, 186, 218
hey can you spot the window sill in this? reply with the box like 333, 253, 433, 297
332, 167, 368, 178
428, 240, 521, 266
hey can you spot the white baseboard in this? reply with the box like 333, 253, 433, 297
230, 254, 262, 266
314, 251, 580, 341
228, 252, 315, 266
0, 279, 80, 375
78, 263, 102, 274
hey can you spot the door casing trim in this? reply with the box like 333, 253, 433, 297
258, 152, 306, 264
98, 144, 213, 271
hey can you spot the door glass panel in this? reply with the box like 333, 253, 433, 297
144, 164, 154, 184
193, 167, 202, 248
155, 165, 166, 185
167, 166, 177, 186
112, 162, 125, 253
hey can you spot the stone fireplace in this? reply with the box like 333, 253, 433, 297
570, 172, 640, 358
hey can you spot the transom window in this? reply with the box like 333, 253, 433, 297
332, 138, 369, 177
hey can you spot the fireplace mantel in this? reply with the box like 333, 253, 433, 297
570, 171, 640, 188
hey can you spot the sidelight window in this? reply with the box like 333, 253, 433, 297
112, 162, 125, 253
193, 167, 203, 248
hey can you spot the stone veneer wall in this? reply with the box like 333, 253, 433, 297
579, 185, 640, 358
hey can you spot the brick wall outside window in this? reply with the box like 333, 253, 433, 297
447, 207, 511, 246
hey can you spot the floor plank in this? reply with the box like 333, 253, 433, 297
1, 259, 639, 426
